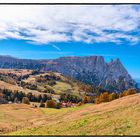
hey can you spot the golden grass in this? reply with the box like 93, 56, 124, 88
5, 93, 140, 136
0, 104, 44, 134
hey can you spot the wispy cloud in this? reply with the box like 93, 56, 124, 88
0, 5, 140, 45
51, 44, 61, 51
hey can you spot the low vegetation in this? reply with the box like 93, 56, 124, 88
95, 88, 137, 104
22, 97, 30, 105
0, 93, 138, 136
46, 100, 61, 109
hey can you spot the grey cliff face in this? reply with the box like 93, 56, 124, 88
0, 55, 137, 92
44, 56, 137, 92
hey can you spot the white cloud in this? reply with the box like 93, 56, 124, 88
51, 45, 61, 51
0, 5, 140, 45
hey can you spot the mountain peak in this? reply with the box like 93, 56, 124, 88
0, 55, 137, 92
114, 58, 121, 63
44, 56, 136, 92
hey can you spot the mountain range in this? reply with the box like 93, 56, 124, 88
0, 55, 137, 92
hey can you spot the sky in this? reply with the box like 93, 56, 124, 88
0, 5, 140, 79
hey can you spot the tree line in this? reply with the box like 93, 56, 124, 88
0, 87, 137, 109
0, 88, 52, 103
95, 88, 137, 104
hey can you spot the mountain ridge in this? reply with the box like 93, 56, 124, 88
0, 55, 137, 92
43, 56, 137, 92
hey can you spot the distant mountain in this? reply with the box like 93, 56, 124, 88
134, 78, 140, 88
0, 55, 137, 92
0, 55, 45, 70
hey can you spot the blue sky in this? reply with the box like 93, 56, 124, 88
0, 5, 140, 79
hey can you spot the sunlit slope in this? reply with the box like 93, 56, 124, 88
9, 94, 140, 136
0, 104, 45, 134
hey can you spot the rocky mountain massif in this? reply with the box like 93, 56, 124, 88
0, 55, 137, 92
43, 56, 137, 92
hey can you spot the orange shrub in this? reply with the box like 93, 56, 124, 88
22, 97, 30, 105
46, 100, 56, 108
82, 96, 92, 104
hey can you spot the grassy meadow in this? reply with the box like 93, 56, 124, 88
0, 94, 139, 136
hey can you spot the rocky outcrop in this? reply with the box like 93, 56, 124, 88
44, 56, 137, 92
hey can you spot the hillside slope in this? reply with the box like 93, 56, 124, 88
0, 104, 45, 134
7, 93, 140, 136
0, 70, 89, 96
0, 69, 94, 105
